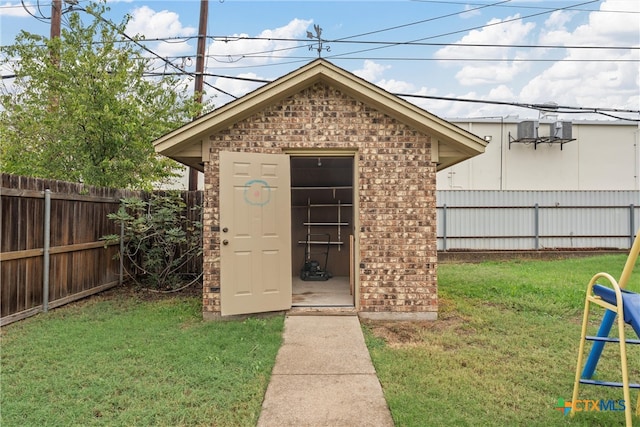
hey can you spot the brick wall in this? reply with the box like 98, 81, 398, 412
202, 82, 438, 316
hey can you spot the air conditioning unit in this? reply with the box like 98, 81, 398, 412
517, 121, 538, 139
550, 121, 572, 139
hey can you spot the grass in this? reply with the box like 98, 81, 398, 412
0, 291, 284, 426
363, 255, 640, 427
3, 255, 639, 426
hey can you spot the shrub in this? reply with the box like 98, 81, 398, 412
103, 192, 202, 290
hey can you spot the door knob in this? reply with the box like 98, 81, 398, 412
222, 239, 229, 245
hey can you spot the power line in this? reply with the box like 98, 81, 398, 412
191, 36, 639, 64
4, 1, 637, 121
9, 34, 638, 62
410, 0, 640, 14
205, 37, 639, 51
63, 4, 237, 99
140, 72, 640, 122
145, 0, 610, 64
2, 2, 236, 99
18, 0, 50, 23
196, 55, 640, 63
327, 0, 601, 59
334, 0, 511, 42
188, 0, 513, 61
5, 1, 636, 68
395, 93, 640, 121
4, 69, 637, 121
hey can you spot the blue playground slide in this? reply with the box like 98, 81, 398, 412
592, 284, 640, 338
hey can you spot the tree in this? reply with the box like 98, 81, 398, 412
0, 1, 205, 189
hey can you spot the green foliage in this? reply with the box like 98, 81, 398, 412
0, 1, 206, 189
103, 193, 202, 290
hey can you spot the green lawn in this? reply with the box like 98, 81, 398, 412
3, 255, 639, 426
0, 293, 284, 426
364, 255, 640, 426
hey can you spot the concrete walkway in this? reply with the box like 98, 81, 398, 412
257, 315, 394, 427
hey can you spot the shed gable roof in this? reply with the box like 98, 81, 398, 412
153, 59, 486, 171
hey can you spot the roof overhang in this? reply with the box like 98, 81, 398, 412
153, 59, 486, 172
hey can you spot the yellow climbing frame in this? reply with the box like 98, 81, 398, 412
571, 229, 640, 426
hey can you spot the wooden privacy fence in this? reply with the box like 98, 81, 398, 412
0, 174, 203, 326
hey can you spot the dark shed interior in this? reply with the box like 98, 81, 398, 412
290, 156, 354, 279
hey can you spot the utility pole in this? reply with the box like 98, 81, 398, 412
189, 0, 208, 191
49, 0, 62, 110
50, 0, 62, 66
50, 0, 62, 40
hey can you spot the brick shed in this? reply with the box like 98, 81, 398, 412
154, 59, 486, 320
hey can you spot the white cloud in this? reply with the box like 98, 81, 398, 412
189, 18, 314, 108
433, 14, 536, 86
126, 6, 196, 39
124, 6, 198, 62
423, 0, 638, 119
521, 0, 639, 114
376, 78, 415, 93
520, 51, 638, 110
454, 59, 528, 86
0, 2, 32, 17
540, 1, 639, 46
487, 84, 516, 101
435, 15, 536, 60
543, 10, 577, 31
352, 60, 391, 82
208, 18, 312, 68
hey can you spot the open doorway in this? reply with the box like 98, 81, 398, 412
290, 156, 354, 307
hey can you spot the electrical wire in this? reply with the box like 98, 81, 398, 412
410, 0, 640, 14
4, 67, 637, 121
327, 0, 601, 59
203, 36, 639, 51
335, 0, 511, 42
394, 92, 640, 121
19, 0, 49, 23
4, 0, 637, 121
64, 5, 237, 99
191, 0, 513, 61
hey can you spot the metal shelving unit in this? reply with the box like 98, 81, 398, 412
292, 187, 352, 252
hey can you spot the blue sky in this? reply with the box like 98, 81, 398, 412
1, 0, 639, 120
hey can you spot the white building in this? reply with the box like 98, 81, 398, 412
438, 118, 640, 191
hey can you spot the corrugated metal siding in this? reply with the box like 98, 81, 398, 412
438, 190, 640, 207
437, 191, 640, 250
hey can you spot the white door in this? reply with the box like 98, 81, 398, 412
219, 151, 292, 316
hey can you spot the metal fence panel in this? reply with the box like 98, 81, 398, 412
437, 190, 640, 251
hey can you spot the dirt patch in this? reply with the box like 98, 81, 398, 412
361, 297, 470, 347
364, 316, 465, 346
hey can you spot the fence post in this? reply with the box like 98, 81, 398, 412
631, 204, 636, 249
43, 189, 51, 313
119, 219, 124, 286
442, 204, 447, 251
534, 203, 539, 250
